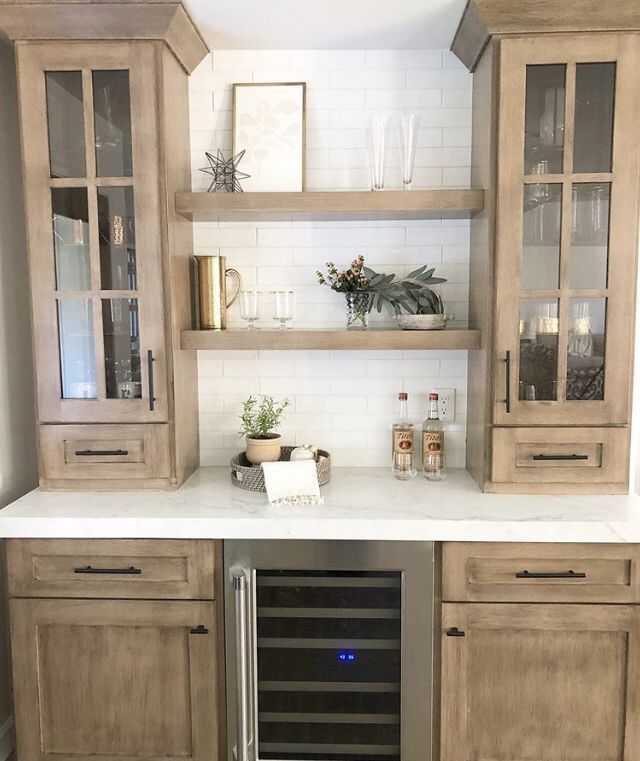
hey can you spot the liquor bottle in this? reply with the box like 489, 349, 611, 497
391, 392, 416, 480
422, 392, 445, 478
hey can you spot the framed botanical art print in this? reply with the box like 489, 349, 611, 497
232, 82, 306, 192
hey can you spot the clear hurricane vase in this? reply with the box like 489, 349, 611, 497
397, 114, 420, 190
345, 292, 371, 330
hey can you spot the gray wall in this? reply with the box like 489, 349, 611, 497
0, 38, 38, 731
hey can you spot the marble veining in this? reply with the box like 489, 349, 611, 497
1, 468, 640, 542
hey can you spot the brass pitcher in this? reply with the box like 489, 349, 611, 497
195, 256, 242, 330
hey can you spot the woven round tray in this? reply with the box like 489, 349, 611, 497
230, 446, 331, 492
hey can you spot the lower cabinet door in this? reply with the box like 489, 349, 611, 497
441, 603, 640, 761
10, 598, 219, 761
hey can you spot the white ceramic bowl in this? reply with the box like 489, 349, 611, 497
396, 314, 450, 331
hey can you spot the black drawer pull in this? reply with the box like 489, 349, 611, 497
147, 349, 156, 412
446, 627, 465, 637
74, 565, 142, 575
516, 569, 586, 579
74, 449, 129, 457
190, 625, 209, 635
532, 454, 589, 461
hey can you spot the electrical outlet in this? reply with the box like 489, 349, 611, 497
434, 388, 455, 422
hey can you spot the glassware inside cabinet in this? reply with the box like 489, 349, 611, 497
93, 70, 133, 178
524, 65, 566, 175
522, 183, 562, 289
519, 300, 559, 401
57, 299, 97, 399
570, 183, 610, 289
566, 298, 606, 401
45, 71, 86, 179
97, 186, 136, 290
52, 188, 91, 290
573, 63, 616, 174
102, 298, 142, 400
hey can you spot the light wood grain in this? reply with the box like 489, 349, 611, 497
181, 328, 481, 351
452, 0, 640, 71
10, 598, 218, 761
442, 542, 640, 603
7, 539, 216, 599
441, 602, 640, 761
175, 189, 485, 221
491, 426, 630, 486
0, 2, 208, 73
39, 423, 171, 481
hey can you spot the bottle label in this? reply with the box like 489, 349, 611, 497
423, 430, 444, 458
393, 430, 414, 454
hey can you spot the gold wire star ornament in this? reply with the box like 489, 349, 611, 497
199, 149, 251, 192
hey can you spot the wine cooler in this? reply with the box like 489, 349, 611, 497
224, 540, 435, 761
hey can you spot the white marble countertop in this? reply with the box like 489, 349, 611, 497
1, 467, 640, 542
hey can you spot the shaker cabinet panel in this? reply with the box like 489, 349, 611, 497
10, 599, 219, 761
441, 603, 640, 761
493, 34, 640, 427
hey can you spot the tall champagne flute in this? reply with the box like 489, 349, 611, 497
369, 116, 390, 191
397, 114, 420, 190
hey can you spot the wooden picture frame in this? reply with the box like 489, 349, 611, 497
232, 82, 306, 192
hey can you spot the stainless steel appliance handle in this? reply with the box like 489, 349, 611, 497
232, 567, 252, 761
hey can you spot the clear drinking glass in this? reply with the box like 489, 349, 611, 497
272, 290, 294, 329
397, 114, 420, 190
239, 290, 261, 329
424, 451, 447, 481
369, 116, 390, 191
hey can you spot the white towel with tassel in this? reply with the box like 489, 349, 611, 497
261, 460, 324, 506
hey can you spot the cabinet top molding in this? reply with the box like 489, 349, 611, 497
452, 0, 640, 70
0, 0, 208, 73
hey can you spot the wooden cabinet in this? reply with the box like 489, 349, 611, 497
441, 603, 640, 761
0, 2, 207, 489
441, 541, 640, 761
458, 1, 640, 492
7, 538, 223, 761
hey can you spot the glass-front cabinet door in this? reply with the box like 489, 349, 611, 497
494, 35, 639, 426
19, 43, 167, 423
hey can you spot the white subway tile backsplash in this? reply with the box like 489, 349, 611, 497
190, 48, 472, 467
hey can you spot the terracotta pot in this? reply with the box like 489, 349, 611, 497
246, 434, 282, 465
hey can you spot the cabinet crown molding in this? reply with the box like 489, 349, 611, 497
452, 0, 640, 71
0, 1, 209, 73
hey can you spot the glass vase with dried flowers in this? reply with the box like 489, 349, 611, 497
316, 255, 373, 329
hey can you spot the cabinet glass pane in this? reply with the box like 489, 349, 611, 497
570, 183, 610, 289
52, 188, 91, 291
45, 71, 86, 179
97, 187, 136, 290
519, 300, 559, 401
93, 70, 133, 177
522, 183, 562, 289
57, 299, 96, 399
567, 298, 606, 401
102, 298, 141, 399
524, 65, 566, 175
573, 63, 615, 174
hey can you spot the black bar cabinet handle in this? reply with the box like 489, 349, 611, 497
532, 454, 589, 461
515, 569, 586, 579
147, 349, 156, 412
74, 449, 129, 457
446, 627, 466, 637
190, 625, 210, 635
74, 565, 142, 575
504, 350, 511, 414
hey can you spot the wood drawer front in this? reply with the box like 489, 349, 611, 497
443, 543, 640, 603
491, 427, 628, 484
39, 424, 171, 481
6, 540, 216, 600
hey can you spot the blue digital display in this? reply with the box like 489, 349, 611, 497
338, 650, 356, 663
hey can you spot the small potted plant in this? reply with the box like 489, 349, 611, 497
239, 395, 290, 465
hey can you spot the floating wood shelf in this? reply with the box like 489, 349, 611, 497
181, 328, 481, 351
175, 189, 484, 221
